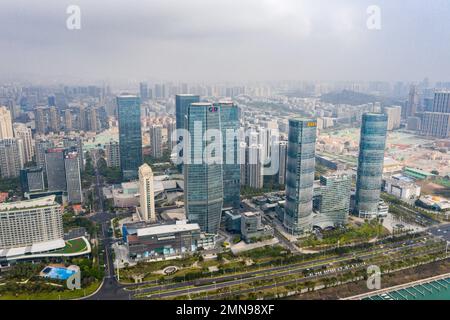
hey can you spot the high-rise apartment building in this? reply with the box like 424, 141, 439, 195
105, 140, 120, 168
184, 102, 223, 234
354, 113, 388, 218
0, 138, 24, 178
13, 123, 34, 163
383, 105, 402, 131
418, 92, 450, 138
117, 95, 142, 180
138, 163, 156, 222
150, 125, 163, 159
0, 106, 14, 139
284, 119, 317, 235
403, 85, 420, 119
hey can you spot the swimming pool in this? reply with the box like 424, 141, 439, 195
41, 266, 76, 280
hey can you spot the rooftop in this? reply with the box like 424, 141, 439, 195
137, 221, 200, 237
0, 195, 57, 212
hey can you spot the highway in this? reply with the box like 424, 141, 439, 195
129, 236, 443, 299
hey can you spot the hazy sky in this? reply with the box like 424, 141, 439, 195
1, 0, 450, 84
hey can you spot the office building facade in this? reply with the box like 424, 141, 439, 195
219, 101, 240, 210
45, 148, 67, 192
64, 150, 83, 204
284, 119, 317, 235
175, 94, 199, 171
355, 113, 388, 218
184, 102, 223, 234
20, 167, 45, 193
313, 175, 351, 228
117, 95, 143, 180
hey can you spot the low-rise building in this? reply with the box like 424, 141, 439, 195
123, 220, 213, 260
241, 211, 273, 243
383, 174, 421, 200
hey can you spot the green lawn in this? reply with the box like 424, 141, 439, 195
0, 281, 101, 300
52, 238, 88, 254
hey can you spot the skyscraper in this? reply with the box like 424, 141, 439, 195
138, 163, 156, 222
284, 119, 317, 235
175, 94, 199, 171
64, 149, 83, 204
0, 106, 14, 139
45, 148, 67, 192
403, 85, 420, 119
218, 101, 240, 210
139, 82, 149, 101
184, 102, 223, 234
117, 95, 143, 180
355, 113, 388, 218
150, 125, 163, 159
35, 139, 54, 173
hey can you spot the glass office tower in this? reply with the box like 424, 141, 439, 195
117, 95, 142, 181
175, 94, 200, 171
314, 174, 352, 228
218, 101, 240, 210
284, 119, 317, 235
355, 113, 388, 218
184, 102, 223, 234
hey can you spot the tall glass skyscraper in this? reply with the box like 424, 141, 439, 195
284, 119, 317, 235
218, 101, 240, 210
184, 102, 223, 234
117, 95, 142, 180
175, 94, 200, 171
355, 113, 388, 218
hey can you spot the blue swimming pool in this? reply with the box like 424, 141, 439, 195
41, 267, 76, 280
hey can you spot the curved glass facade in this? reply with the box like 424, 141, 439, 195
284, 119, 316, 235
355, 113, 388, 217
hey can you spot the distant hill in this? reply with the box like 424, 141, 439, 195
320, 90, 398, 106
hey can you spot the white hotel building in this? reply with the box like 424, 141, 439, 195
0, 196, 65, 261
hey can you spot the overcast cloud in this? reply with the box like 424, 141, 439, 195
1, 0, 449, 84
